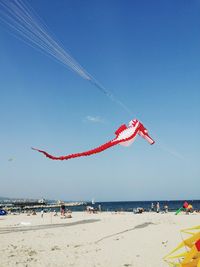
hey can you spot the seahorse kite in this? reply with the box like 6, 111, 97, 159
32, 119, 155, 160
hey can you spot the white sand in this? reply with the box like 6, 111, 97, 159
0, 211, 199, 267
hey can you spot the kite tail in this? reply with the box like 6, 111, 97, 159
31, 140, 119, 160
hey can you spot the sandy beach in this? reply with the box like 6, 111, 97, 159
0, 211, 199, 267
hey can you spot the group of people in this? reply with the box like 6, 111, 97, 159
151, 202, 169, 213
39, 205, 72, 218
60, 205, 72, 218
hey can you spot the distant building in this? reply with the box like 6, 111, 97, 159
38, 198, 46, 204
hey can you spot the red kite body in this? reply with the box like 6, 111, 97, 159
32, 119, 155, 160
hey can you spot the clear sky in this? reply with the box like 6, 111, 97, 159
0, 0, 199, 201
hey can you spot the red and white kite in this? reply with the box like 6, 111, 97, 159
32, 119, 155, 160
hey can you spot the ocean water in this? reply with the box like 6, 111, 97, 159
64, 200, 200, 212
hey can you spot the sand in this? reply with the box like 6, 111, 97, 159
0, 211, 199, 267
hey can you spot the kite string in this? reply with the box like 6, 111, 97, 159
0, 0, 92, 79
0, 0, 132, 115
4, 0, 89, 78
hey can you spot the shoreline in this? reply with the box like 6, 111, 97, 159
1, 199, 200, 214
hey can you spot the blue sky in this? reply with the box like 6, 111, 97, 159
0, 0, 199, 201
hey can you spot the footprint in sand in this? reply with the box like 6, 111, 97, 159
28, 250, 37, 256
74, 244, 82, 248
51, 246, 61, 251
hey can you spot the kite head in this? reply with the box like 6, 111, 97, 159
138, 123, 155, 145
128, 119, 155, 145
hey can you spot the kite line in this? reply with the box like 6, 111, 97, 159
0, 0, 132, 114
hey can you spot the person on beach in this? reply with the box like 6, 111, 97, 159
151, 202, 154, 212
164, 205, 168, 213
156, 202, 160, 213
41, 209, 44, 218
60, 205, 65, 216
186, 204, 193, 214
53, 210, 58, 216
98, 204, 101, 212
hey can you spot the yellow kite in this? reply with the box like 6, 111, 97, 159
164, 225, 200, 267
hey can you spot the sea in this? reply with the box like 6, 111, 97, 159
61, 200, 200, 213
